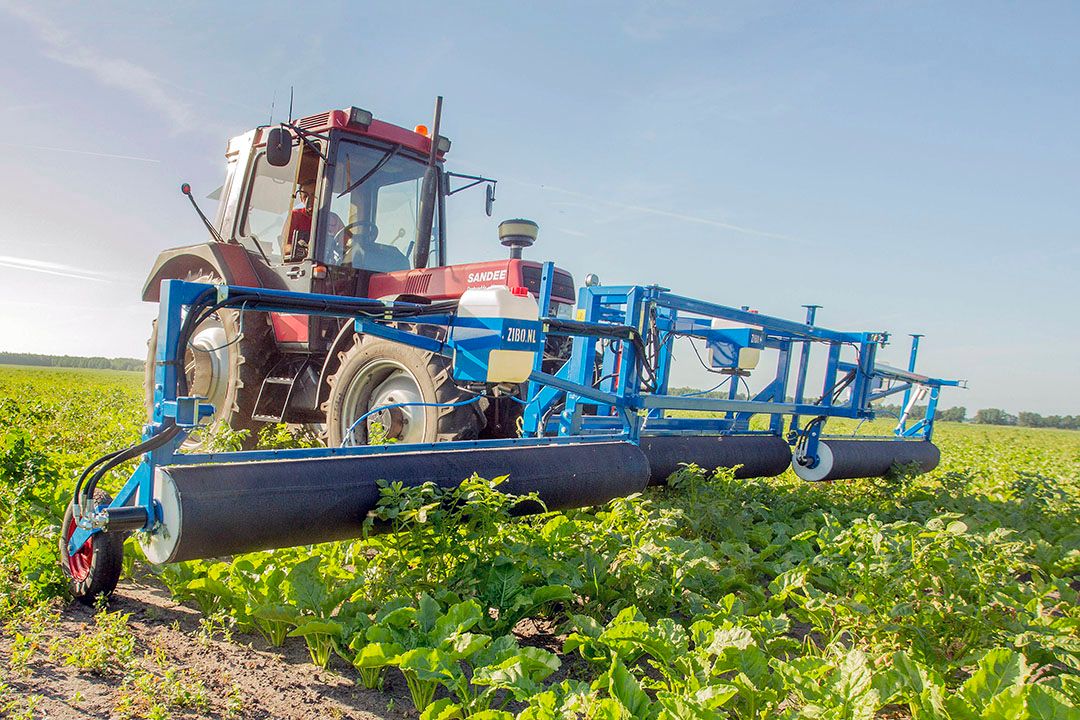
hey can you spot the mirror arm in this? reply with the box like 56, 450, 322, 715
446, 172, 498, 196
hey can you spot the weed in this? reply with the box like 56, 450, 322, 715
57, 609, 136, 675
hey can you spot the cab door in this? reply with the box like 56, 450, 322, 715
236, 145, 316, 350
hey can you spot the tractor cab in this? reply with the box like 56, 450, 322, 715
225, 108, 448, 298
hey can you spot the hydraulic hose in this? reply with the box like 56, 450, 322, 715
77, 424, 183, 513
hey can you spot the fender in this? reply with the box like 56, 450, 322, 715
314, 293, 434, 406
141, 243, 262, 302
316, 320, 357, 407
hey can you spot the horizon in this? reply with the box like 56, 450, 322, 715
0, 3, 1077, 413
1, 351, 1072, 422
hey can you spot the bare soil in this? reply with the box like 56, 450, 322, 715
1, 579, 411, 720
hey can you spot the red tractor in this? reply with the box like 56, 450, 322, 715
143, 100, 576, 447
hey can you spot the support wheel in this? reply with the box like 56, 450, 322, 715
324, 336, 486, 447
59, 490, 125, 605
144, 273, 275, 450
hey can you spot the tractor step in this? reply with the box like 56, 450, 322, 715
252, 357, 313, 423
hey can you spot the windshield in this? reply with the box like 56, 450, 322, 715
320, 139, 439, 272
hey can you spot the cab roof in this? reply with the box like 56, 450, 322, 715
291, 107, 448, 158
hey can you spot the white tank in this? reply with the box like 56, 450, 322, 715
455, 286, 540, 383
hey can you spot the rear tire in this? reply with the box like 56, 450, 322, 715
59, 490, 124, 605
144, 273, 275, 450
324, 336, 486, 447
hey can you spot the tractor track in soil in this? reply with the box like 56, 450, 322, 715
1, 579, 410, 720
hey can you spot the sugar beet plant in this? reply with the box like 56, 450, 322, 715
2, 366, 1079, 717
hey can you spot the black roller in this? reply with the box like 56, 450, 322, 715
792, 439, 940, 482
139, 441, 649, 563
641, 435, 792, 485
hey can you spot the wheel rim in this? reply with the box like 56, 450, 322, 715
339, 359, 426, 445
184, 318, 229, 414
64, 517, 93, 582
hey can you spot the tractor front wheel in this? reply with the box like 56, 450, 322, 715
324, 337, 486, 447
59, 490, 125, 605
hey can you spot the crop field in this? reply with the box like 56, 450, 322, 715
0, 364, 1077, 719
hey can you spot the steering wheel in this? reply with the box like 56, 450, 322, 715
336, 220, 379, 245
328, 220, 378, 266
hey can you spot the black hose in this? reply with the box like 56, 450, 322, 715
78, 425, 183, 511
72, 448, 127, 512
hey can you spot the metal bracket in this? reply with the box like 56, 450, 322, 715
162, 397, 215, 427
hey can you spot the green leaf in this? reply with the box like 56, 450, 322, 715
253, 603, 300, 624
705, 626, 754, 654
834, 650, 880, 720
946, 520, 969, 534
693, 684, 738, 709
960, 649, 1030, 711
283, 556, 327, 614
571, 613, 604, 638
944, 695, 981, 720
432, 599, 482, 641
397, 647, 458, 682
375, 603, 416, 628
417, 593, 441, 633
286, 619, 343, 639
982, 685, 1029, 720
606, 656, 651, 718
474, 646, 561, 699
655, 691, 729, 720
588, 698, 628, 720
419, 698, 463, 720
474, 635, 520, 668
352, 641, 404, 669
889, 651, 951, 719
1027, 685, 1077, 720
444, 632, 490, 661
530, 584, 574, 605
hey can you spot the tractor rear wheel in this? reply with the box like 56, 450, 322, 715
144, 273, 275, 450
324, 336, 486, 447
59, 490, 125, 605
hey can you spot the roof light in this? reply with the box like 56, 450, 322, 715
510, 286, 530, 297
414, 124, 429, 137
436, 135, 451, 153
349, 107, 373, 128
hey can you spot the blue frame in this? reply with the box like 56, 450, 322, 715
68, 276, 961, 556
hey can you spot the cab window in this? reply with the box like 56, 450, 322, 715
242, 143, 323, 264
323, 140, 439, 272
241, 153, 298, 264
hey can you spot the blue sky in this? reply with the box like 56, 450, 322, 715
0, 1, 1076, 414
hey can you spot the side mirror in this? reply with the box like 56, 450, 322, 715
485, 183, 496, 217
265, 126, 293, 167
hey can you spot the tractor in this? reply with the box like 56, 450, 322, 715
143, 99, 575, 448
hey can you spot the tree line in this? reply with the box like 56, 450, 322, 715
876, 404, 1080, 430
0, 352, 143, 372
669, 389, 1078, 432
